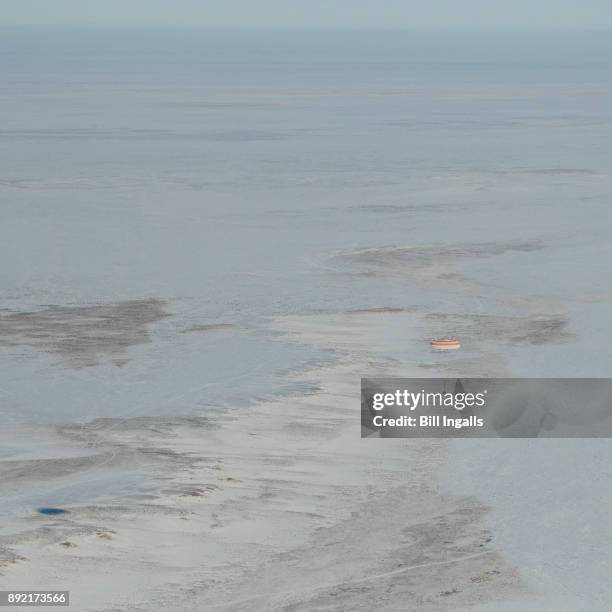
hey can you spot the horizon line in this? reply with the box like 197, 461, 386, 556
3, 24, 612, 32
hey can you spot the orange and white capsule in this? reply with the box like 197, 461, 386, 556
430, 337, 461, 350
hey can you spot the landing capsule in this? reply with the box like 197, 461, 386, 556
431, 337, 461, 350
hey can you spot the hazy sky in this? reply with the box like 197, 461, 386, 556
2, 0, 612, 29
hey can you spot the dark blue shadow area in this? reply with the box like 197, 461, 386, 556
37, 507, 68, 516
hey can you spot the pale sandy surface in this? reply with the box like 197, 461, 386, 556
3, 29, 612, 612
0, 311, 528, 611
